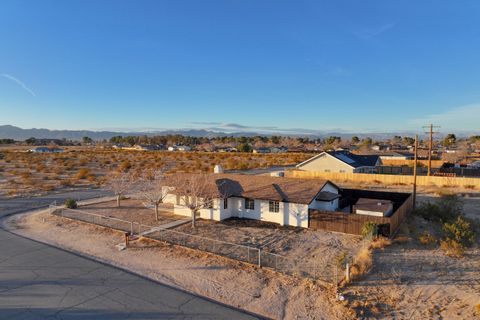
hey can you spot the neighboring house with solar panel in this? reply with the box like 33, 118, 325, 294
295, 151, 381, 173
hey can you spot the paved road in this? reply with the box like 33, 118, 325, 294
0, 190, 261, 319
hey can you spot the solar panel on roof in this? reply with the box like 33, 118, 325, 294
336, 153, 355, 164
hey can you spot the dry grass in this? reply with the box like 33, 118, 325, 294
419, 231, 437, 245
370, 237, 392, 250
439, 238, 465, 258
350, 247, 373, 279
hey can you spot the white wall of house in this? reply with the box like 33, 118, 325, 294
163, 183, 338, 229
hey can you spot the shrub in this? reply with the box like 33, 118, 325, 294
370, 237, 391, 249
440, 238, 465, 258
76, 168, 90, 179
361, 222, 378, 239
414, 195, 462, 223
350, 247, 372, 278
418, 231, 436, 245
64, 198, 77, 209
443, 216, 476, 247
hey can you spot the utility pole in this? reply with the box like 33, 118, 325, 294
422, 124, 440, 176
413, 134, 418, 210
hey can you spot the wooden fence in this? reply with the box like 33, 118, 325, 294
308, 191, 413, 237
381, 159, 444, 168
286, 170, 480, 188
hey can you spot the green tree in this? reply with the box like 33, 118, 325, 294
25, 137, 37, 145
82, 136, 93, 144
443, 133, 456, 147
238, 143, 252, 153
351, 136, 360, 144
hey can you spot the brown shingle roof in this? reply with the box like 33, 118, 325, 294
172, 173, 335, 204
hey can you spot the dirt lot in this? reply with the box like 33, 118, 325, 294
342, 194, 480, 319
4, 210, 352, 320
78, 199, 184, 227
173, 218, 363, 270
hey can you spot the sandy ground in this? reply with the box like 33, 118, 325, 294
342, 195, 480, 319
174, 218, 363, 272
4, 210, 352, 320
79, 199, 183, 226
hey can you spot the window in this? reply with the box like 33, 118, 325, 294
269, 201, 279, 213
244, 198, 255, 210
324, 169, 331, 172
223, 198, 228, 209
339, 170, 346, 173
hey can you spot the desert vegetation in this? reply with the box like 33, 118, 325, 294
0, 149, 310, 197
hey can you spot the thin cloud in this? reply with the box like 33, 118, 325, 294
1, 73, 36, 97
353, 22, 396, 40
408, 103, 480, 131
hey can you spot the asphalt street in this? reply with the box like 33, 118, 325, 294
0, 190, 261, 319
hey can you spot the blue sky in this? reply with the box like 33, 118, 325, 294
1, 0, 479, 134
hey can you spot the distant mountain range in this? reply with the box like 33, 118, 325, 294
0, 125, 472, 141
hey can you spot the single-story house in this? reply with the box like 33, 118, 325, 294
164, 173, 340, 228
296, 151, 381, 173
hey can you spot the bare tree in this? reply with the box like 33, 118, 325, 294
105, 171, 134, 207
171, 173, 218, 228
135, 169, 171, 221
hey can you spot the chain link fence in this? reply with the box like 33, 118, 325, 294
51, 205, 336, 283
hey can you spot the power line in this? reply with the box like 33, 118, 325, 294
422, 124, 441, 176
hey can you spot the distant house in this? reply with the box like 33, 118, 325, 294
371, 144, 391, 151
130, 144, 163, 151
379, 151, 414, 160
296, 151, 381, 173
168, 145, 191, 151
252, 147, 271, 154
270, 146, 288, 153
216, 147, 238, 152
164, 173, 340, 228
29, 147, 63, 153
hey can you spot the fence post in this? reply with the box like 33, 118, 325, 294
247, 247, 250, 263
345, 262, 350, 283
275, 254, 278, 270
258, 249, 261, 267
131, 222, 134, 235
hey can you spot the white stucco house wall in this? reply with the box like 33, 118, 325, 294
164, 173, 340, 228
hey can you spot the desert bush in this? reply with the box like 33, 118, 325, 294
350, 247, 372, 278
76, 168, 90, 179
361, 222, 378, 239
440, 238, 465, 257
418, 231, 436, 245
370, 237, 391, 249
442, 216, 476, 247
414, 194, 462, 223
64, 198, 77, 209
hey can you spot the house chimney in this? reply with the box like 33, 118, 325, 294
214, 164, 224, 174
